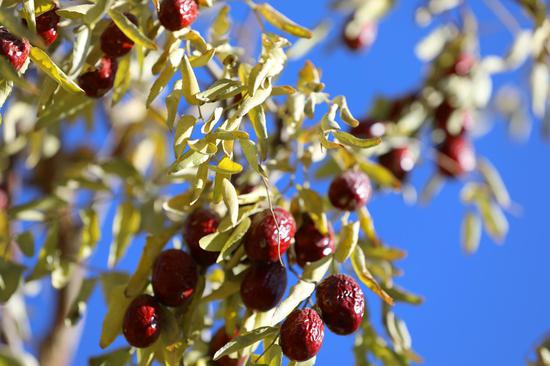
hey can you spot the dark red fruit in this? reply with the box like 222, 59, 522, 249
434, 101, 472, 135
122, 294, 162, 348
316, 274, 365, 335
152, 249, 198, 307
378, 146, 415, 182
158, 0, 199, 32
0, 28, 30, 71
244, 208, 296, 262
183, 208, 220, 266
240, 261, 287, 311
209, 327, 240, 366
35, 7, 60, 46
101, 13, 138, 58
350, 118, 386, 139
77, 56, 118, 98
280, 308, 324, 361
437, 135, 476, 178
294, 215, 334, 267
343, 20, 377, 51
328, 171, 372, 211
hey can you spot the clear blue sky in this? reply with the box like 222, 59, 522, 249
24, 1, 550, 365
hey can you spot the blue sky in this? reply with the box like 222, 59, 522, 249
21, 1, 550, 365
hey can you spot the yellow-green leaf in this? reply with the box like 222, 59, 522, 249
333, 130, 382, 149
29, 47, 83, 93
255, 3, 312, 39
222, 178, 239, 226
108, 9, 157, 50
351, 246, 394, 305
462, 212, 482, 254
334, 221, 359, 262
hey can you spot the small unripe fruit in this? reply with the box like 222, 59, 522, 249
158, 0, 199, 32
280, 308, 324, 361
244, 208, 296, 262
378, 146, 415, 182
343, 20, 377, 51
437, 135, 476, 178
0, 28, 30, 71
316, 274, 365, 335
350, 119, 386, 139
240, 261, 287, 311
152, 249, 198, 307
183, 208, 220, 267
35, 7, 60, 46
449, 53, 475, 76
77, 56, 118, 98
101, 13, 138, 58
294, 215, 334, 267
122, 294, 162, 348
209, 327, 240, 366
328, 171, 372, 211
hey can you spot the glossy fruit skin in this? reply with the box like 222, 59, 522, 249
378, 147, 415, 182
209, 327, 240, 366
280, 308, 324, 361
158, 0, 199, 32
152, 249, 198, 307
244, 208, 296, 262
343, 21, 377, 51
437, 135, 476, 178
36, 7, 60, 46
183, 208, 220, 267
240, 261, 287, 311
122, 294, 162, 348
101, 13, 138, 58
316, 274, 365, 335
77, 56, 118, 98
0, 28, 30, 71
350, 119, 386, 139
294, 215, 334, 267
434, 101, 472, 135
328, 171, 372, 211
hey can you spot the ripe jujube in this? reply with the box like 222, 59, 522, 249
0, 28, 30, 71
437, 135, 476, 178
294, 215, 334, 267
280, 308, 324, 361
77, 56, 118, 98
240, 261, 287, 311
158, 0, 199, 32
35, 6, 60, 46
152, 249, 198, 307
183, 208, 220, 267
343, 19, 377, 51
122, 294, 162, 348
328, 171, 372, 211
244, 208, 296, 262
378, 146, 415, 182
350, 118, 386, 139
316, 274, 365, 335
101, 13, 138, 58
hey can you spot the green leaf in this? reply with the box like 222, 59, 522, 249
147, 49, 183, 107
90, 347, 132, 366
357, 160, 401, 190
271, 256, 332, 325
169, 149, 212, 175
217, 217, 251, 262
248, 105, 268, 161
180, 54, 201, 105
462, 212, 482, 255
195, 79, 244, 103
27, 223, 59, 281
111, 54, 131, 105
383, 285, 423, 305
108, 202, 141, 267
0, 8, 45, 47
79, 209, 100, 260
0, 257, 25, 304
334, 221, 359, 263
57, 4, 94, 20
351, 246, 394, 305
65, 277, 97, 326
333, 131, 382, 149
213, 327, 279, 360
100, 283, 133, 349
255, 3, 312, 38
108, 9, 157, 50
0, 57, 35, 92
83, 0, 113, 25
477, 195, 508, 243
15, 231, 34, 257
477, 158, 511, 208
29, 47, 83, 93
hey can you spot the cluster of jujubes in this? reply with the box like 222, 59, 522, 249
434, 54, 477, 178
79, 0, 199, 97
